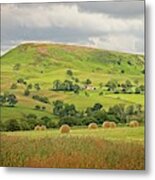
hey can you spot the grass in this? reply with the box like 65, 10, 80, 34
1, 43, 144, 122
2, 126, 144, 142
1, 127, 144, 169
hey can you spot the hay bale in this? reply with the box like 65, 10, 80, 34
110, 122, 117, 128
60, 124, 70, 133
129, 120, 139, 127
88, 123, 98, 129
102, 121, 111, 128
34, 125, 41, 131
40, 125, 47, 131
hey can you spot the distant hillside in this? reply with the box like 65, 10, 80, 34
1, 43, 144, 75
1, 43, 144, 122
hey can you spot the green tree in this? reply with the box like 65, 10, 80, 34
66, 69, 73, 76
5, 119, 21, 131
24, 89, 30, 96
0, 95, 6, 106
34, 83, 40, 91
6, 94, 18, 107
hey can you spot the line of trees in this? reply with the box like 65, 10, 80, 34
52, 100, 144, 127
52, 80, 80, 93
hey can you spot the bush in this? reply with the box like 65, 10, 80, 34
24, 89, 30, 96
10, 83, 17, 89
59, 116, 78, 126
5, 119, 21, 131
82, 116, 97, 126
47, 120, 59, 128
66, 69, 73, 76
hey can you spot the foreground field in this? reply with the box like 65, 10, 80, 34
1, 127, 144, 169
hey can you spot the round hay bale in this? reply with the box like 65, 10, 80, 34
60, 124, 70, 133
110, 122, 117, 128
40, 125, 47, 131
129, 120, 139, 127
88, 123, 98, 129
34, 125, 41, 131
102, 121, 111, 128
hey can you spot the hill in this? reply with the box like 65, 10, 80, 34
0, 43, 144, 123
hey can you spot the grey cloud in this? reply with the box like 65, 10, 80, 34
77, 1, 144, 18
1, 1, 144, 54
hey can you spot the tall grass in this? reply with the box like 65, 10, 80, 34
0, 135, 144, 170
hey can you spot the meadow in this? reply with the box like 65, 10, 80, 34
0, 43, 145, 169
1, 127, 144, 169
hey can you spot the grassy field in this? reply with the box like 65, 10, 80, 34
1, 126, 144, 169
1, 43, 144, 122
0, 43, 145, 169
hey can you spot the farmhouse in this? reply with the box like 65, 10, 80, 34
84, 85, 96, 90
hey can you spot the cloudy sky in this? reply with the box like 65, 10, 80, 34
1, 1, 144, 55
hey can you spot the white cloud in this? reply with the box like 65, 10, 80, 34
1, 3, 144, 54
87, 34, 143, 54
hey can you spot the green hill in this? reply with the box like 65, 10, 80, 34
1, 43, 144, 122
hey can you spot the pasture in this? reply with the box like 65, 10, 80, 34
1, 126, 144, 169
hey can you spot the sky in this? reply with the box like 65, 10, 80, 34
1, 1, 144, 55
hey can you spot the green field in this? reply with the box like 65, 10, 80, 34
1, 43, 144, 122
1, 127, 144, 169
0, 43, 145, 169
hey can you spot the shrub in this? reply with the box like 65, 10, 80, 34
24, 89, 30, 96
35, 105, 40, 110
10, 83, 17, 89
82, 116, 97, 126
47, 120, 59, 128
66, 69, 73, 76
121, 70, 125, 74
59, 116, 78, 126
88, 123, 98, 129
5, 119, 21, 131
59, 124, 70, 133
129, 120, 139, 127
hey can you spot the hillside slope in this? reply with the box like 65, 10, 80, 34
1, 43, 144, 122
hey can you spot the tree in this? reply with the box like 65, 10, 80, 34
135, 87, 141, 94
92, 103, 103, 111
125, 80, 132, 87
59, 116, 78, 126
66, 69, 73, 76
6, 94, 18, 107
10, 83, 17, 89
85, 79, 92, 85
35, 105, 40, 110
53, 100, 64, 116
24, 89, 30, 96
82, 116, 97, 126
106, 80, 118, 91
5, 119, 21, 131
108, 104, 126, 123
0, 95, 6, 106
17, 78, 25, 84
53, 80, 62, 90
27, 84, 33, 89
34, 83, 40, 91
126, 105, 135, 115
